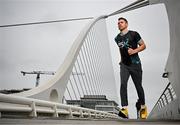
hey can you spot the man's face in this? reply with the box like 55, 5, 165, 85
118, 19, 128, 31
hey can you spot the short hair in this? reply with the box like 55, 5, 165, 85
118, 17, 128, 23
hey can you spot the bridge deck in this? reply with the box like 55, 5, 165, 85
1, 118, 180, 125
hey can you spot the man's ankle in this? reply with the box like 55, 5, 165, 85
141, 105, 146, 109
122, 106, 128, 109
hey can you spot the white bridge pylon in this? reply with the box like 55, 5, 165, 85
15, 15, 118, 103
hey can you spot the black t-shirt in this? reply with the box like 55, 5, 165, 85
114, 30, 142, 65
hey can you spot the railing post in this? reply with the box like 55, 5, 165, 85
161, 98, 165, 107
53, 105, 59, 118
157, 102, 161, 111
104, 113, 107, 118
79, 109, 83, 118
88, 111, 91, 118
30, 101, 37, 117
94, 112, 97, 119
101, 113, 104, 118
96, 112, 99, 118
159, 99, 163, 109
168, 88, 174, 101
68, 107, 73, 118
163, 94, 169, 105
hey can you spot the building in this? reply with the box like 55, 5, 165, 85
66, 95, 119, 114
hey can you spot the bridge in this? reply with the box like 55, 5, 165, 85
0, 0, 180, 124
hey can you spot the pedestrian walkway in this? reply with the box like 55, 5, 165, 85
1, 118, 180, 125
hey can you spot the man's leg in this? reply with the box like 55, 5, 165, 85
130, 64, 145, 105
119, 64, 130, 118
130, 63, 147, 119
120, 63, 130, 107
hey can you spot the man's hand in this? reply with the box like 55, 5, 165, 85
128, 48, 136, 55
128, 40, 146, 55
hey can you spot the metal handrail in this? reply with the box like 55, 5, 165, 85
108, 0, 149, 17
148, 82, 177, 117
0, 93, 119, 119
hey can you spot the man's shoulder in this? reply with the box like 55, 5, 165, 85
115, 33, 121, 37
129, 30, 138, 34
128, 30, 140, 38
115, 33, 121, 40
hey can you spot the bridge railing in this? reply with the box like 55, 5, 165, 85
0, 93, 119, 119
148, 82, 178, 119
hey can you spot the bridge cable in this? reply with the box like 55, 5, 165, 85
82, 42, 95, 95
88, 29, 101, 95
83, 39, 97, 95
78, 51, 92, 95
71, 71, 82, 98
86, 32, 99, 94
81, 44, 95, 95
74, 63, 85, 95
69, 79, 78, 100
98, 21, 108, 95
93, 25, 104, 95
79, 48, 92, 95
66, 86, 73, 100
76, 57, 89, 95
91, 25, 103, 95
0, 17, 93, 28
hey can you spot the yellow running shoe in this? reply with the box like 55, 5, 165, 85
118, 108, 128, 118
140, 105, 148, 119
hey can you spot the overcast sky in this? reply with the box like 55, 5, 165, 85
0, 0, 170, 118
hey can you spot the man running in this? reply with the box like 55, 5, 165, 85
114, 17, 148, 119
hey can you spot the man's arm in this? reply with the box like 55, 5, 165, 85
128, 40, 146, 55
